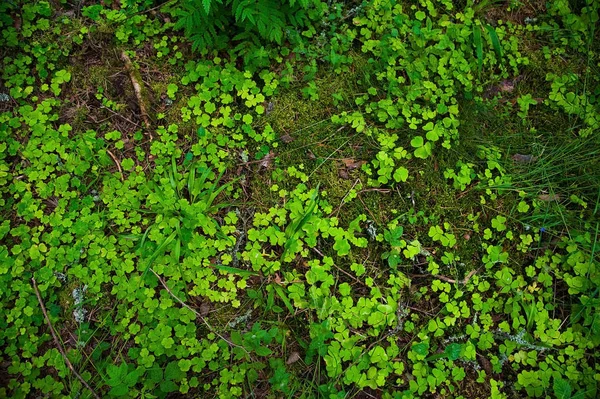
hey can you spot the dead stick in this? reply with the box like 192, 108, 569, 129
436, 269, 478, 285
106, 149, 124, 181
120, 51, 152, 138
31, 278, 101, 399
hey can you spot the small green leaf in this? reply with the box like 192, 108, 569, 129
411, 136, 424, 148
255, 346, 273, 356
202, 0, 211, 14
121, 158, 135, 171
414, 142, 432, 159
412, 343, 428, 356
333, 238, 351, 256
444, 343, 462, 361
393, 167, 409, 182
517, 201, 530, 213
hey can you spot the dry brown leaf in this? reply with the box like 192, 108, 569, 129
259, 151, 275, 169
512, 154, 537, 163
286, 351, 301, 365
499, 80, 515, 92
539, 193, 561, 202
280, 133, 294, 144
478, 355, 493, 375
341, 158, 366, 170
266, 101, 275, 115
199, 303, 211, 317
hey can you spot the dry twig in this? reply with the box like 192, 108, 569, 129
435, 269, 478, 285
120, 51, 152, 138
106, 149, 123, 181
31, 278, 101, 399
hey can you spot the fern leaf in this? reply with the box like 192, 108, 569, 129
202, 0, 211, 14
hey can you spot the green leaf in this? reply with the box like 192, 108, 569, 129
384, 226, 404, 246
412, 343, 428, 356
273, 284, 294, 314
202, 0, 211, 14
160, 380, 178, 393
283, 185, 320, 259
444, 343, 462, 361
410, 136, 424, 148
428, 225, 444, 241
109, 385, 129, 397
553, 378, 572, 399
517, 201, 530, 213
165, 361, 183, 381
333, 237, 351, 256
369, 346, 388, 363
393, 167, 409, 182
485, 24, 503, 60
255, 346, 273, 356
123, 370, 140, 387
141, 231, 177, 281
414, 142, 432, 159
121, 158, 135, 171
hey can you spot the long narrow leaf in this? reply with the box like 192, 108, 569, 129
207, 180, 235, 210
473, 25, 483, 76
192, 167, 212, 200
187, 167, 195, 202
273, 284, 294, 314
139, 226, 152, 255
141, 231, 177, 281
485, 24, 503, 60
282, 184, 320, 259
169, 156, 178, 193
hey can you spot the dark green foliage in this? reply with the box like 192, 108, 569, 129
2, 0, 600, 398
171, 0, 323, 51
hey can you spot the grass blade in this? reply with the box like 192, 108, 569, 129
187, 166, 196, 202
485, 24, 503, 61
141, 231, 177, 281
273, 284, 294, 314
139, 226, 152, 255
192, 166, 212, 200
473, 25, 483, 76
169, 155, 178, 194
282, 184, 320, 259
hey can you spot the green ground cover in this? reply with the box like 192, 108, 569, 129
1, 0, 599, 398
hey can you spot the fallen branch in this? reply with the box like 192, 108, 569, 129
435, 269, 478, 285
31, 278, 101, 399
106, 149, 123, 181
120, 51, 152, 139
